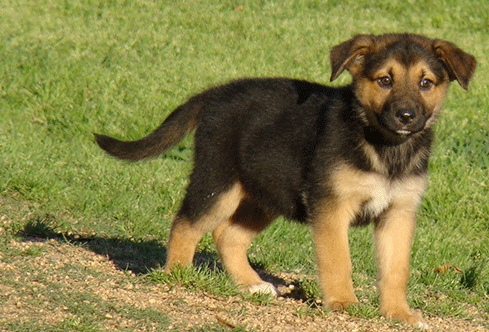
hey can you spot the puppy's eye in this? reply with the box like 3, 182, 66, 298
420, 78, 434, 90
377, 76, 392, 88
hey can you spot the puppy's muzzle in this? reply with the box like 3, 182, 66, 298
380, 101, 427, 136
396, 109, 416, 125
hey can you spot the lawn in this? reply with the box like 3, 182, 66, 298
1, 1, 488, 331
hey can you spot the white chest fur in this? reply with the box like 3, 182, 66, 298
332, 165, 427, 221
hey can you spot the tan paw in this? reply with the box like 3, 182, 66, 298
382, 307, 429, 329
325, 296, 359, 311
248, 282, 280, 296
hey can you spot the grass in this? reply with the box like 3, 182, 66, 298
1, 0, 488, 330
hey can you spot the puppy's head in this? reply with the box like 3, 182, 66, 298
330, 34, 476, 139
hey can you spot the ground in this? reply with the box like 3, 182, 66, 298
1, 238, 487, 332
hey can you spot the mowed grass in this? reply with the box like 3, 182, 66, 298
1, 0, 488, 330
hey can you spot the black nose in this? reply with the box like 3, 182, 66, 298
396, 109, 416, 125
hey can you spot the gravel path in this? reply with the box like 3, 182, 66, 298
1, 239, 487, 331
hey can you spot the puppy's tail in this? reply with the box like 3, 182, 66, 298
94, 95, 204, 161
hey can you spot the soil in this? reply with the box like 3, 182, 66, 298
1, 239, 487, 331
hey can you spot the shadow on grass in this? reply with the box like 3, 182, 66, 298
17, 214, 314, 303
15, 215, 224, 276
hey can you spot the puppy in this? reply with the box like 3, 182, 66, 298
95, 33, 476, 326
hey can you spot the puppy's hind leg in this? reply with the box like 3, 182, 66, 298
212, 199, 278, 295
165, 182, 244, 272
164, 215, 205, 271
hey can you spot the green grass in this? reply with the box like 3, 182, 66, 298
1, 0, 488, 330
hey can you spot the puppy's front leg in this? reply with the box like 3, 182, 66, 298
311, 201, 359, 310
374, 203, 426, 327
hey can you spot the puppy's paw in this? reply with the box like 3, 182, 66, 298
248, 282, 280, 296
382, 307, 429, 329
324, 292, 359, 311
325, 297, 359, 311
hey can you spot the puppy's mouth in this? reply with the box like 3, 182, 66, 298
378, 113, 427, 137
363, 108, 426, 143
372, 116, 426, 143
395, 129, 413, 136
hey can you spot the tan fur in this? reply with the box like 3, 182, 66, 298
355, 59, 450, 122
312, 166, 387, 310
312, 165, 427, 317
165, 182, 244, 271
361, 142, 389, 174
213, 198, 276, 288
312, 201, 360, 309
374, 176, 426, 324
354, 59, 406, 113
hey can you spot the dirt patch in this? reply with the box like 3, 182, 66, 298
1, 239, 487, 331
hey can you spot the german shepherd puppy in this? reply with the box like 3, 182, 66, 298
95, 33, 476, 326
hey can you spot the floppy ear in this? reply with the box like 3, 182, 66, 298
329, 34, 375, 82
433, 40, 477, 90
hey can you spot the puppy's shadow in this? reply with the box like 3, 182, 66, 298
17, 216, 314, 303
17, 215, 220, 275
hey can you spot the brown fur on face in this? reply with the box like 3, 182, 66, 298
330, 34, 476, 142
95, 33, 477, 328
353, 58, 450, 137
